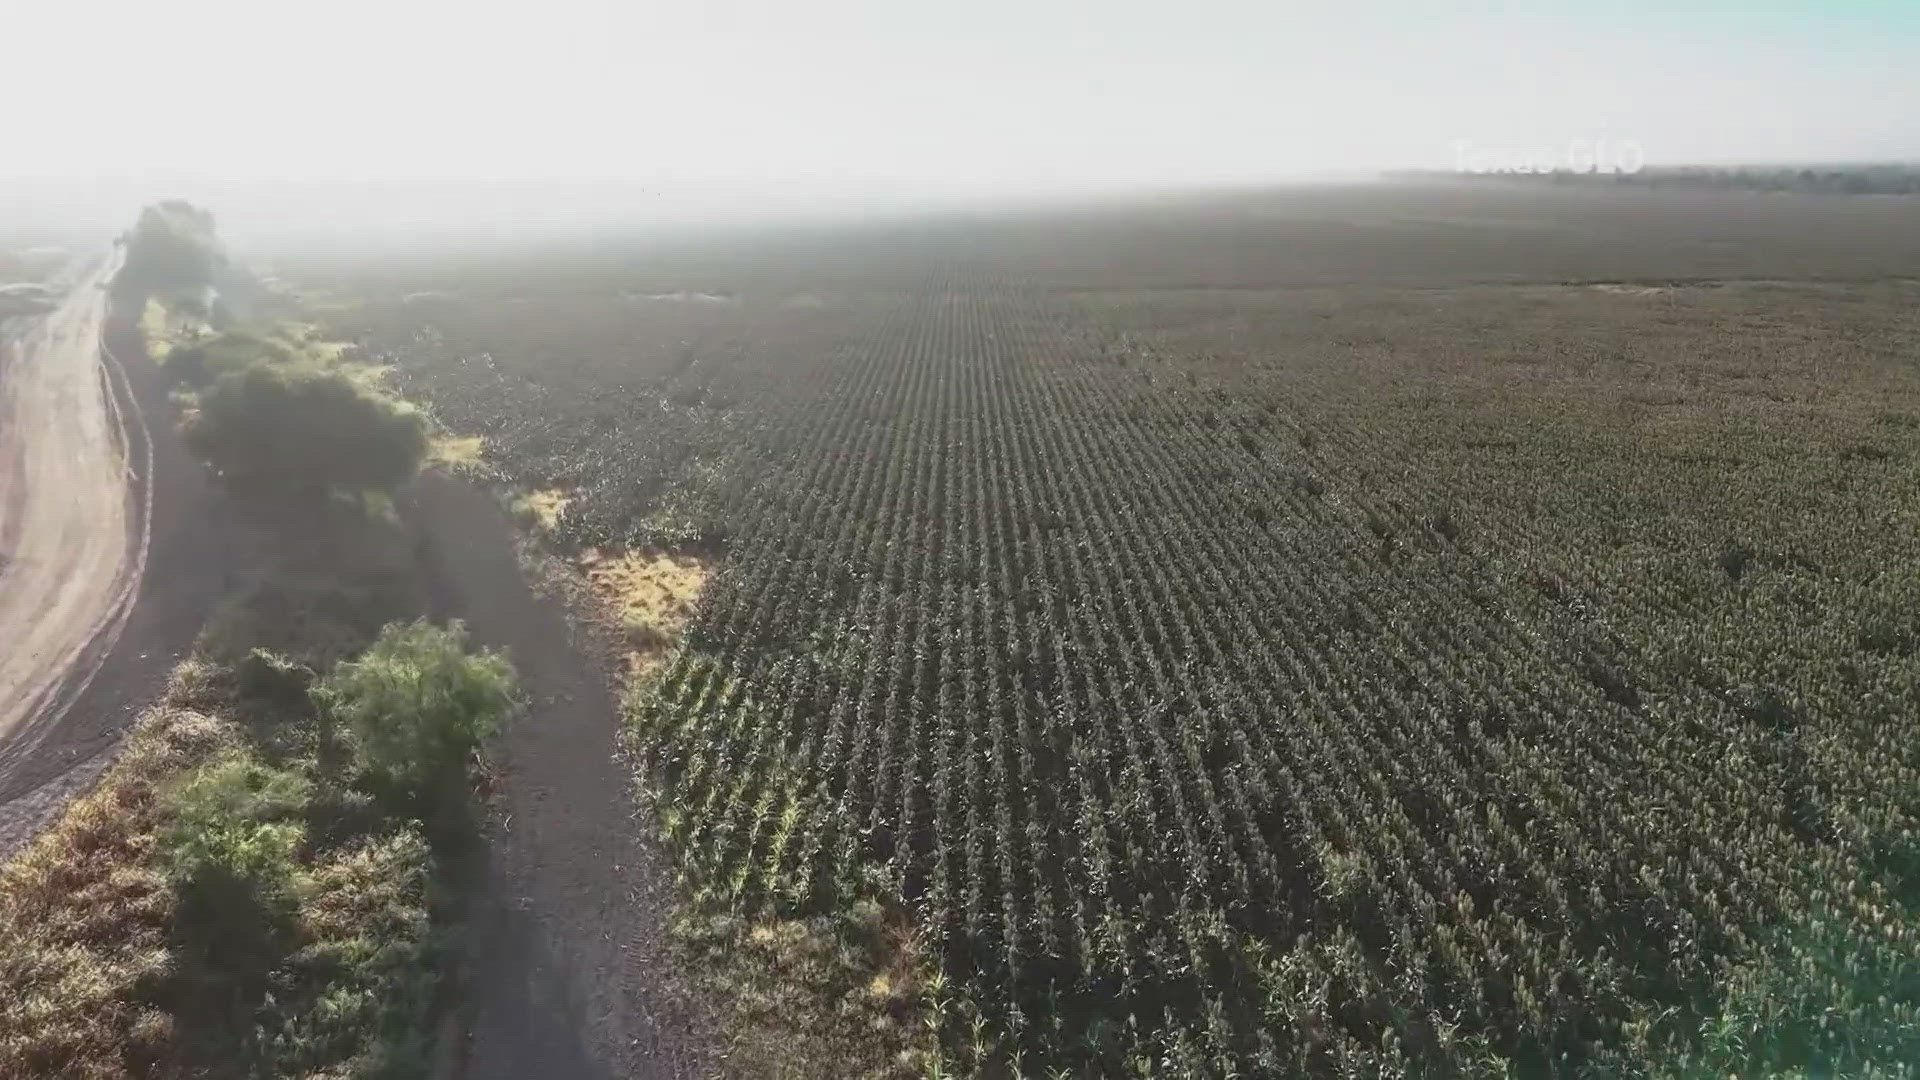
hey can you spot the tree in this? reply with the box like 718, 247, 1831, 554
184, 361, 429, 497
116, 200, 224, 296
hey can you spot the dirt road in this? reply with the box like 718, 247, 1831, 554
0, 253, 147, 787
412, 475, 710, 1080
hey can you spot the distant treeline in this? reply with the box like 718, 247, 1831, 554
1393, 164, 1920, 196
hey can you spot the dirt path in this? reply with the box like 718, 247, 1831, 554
411, 474, 710, 1080
0, 255, 139, 734
0, 277, 236, 856
0, 255, 139, 747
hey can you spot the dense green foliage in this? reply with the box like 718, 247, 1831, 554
184, 361, 428, 497
0, 205, 489, 1078
160, 753, 310, 936
316, 620, 516, 805
1, 618, 490, 1077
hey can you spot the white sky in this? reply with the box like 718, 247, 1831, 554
4, 0, 1917, 233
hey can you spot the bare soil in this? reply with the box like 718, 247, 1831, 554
0, 291, 239, 857
409, 474, 711, 1080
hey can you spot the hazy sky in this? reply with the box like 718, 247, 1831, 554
6, 0, 1918, 231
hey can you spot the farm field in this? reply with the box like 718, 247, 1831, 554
287, 183, 1920, 1076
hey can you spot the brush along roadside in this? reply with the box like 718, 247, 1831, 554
0, 215, 523, 1078
0, 613, 516, 1078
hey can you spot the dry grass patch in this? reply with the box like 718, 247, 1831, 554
0, 708, 239, 1079
268, 320, 354, 364
678, 899, 935, 1079
337, 360, 397, 391
428, 433, 485, 470
578, 548, 709, 676
507, 487, 571, 532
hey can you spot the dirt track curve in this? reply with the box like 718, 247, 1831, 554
0, 252, 147, 763
0, 256, 231, 858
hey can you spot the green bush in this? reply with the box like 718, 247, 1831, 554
160, 753, 312, 977
184, 361, 429, 497
315, 620, 516, 806
262, 830, 439, 1078
161, 755, 309, 902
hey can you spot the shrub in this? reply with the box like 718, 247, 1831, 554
314, 620, 516, 808
159, 755, 311, 949
261, 830, 438, 1077
156, 754, 317, 1070
184, 361, 428, 498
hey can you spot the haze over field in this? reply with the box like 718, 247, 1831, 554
6, 0, 1920, 240
8, 3, 1920, 1076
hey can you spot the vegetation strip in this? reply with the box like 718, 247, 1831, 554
0, 204, 519, 1079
